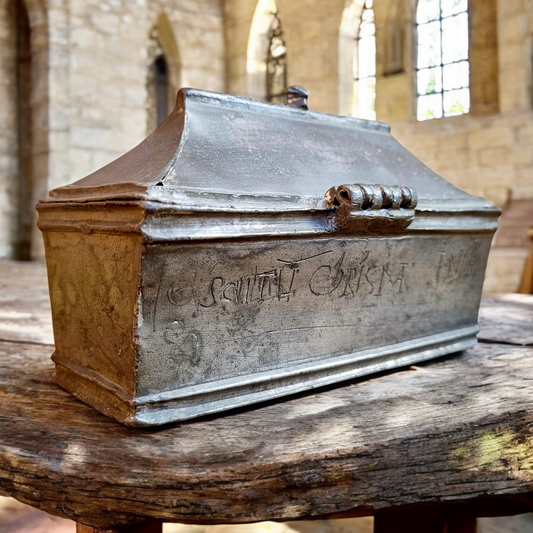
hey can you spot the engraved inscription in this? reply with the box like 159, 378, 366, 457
435, 243, 480, 284
166, 266, 300, 310
308, 252, 412, 297
165, 248, 418, 314
140, 235, 491, 391
163, 320, 200, 365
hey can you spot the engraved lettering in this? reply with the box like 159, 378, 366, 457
340, 267, 358, 298
167, 286, 193, 306
309, 254, 411, 298
376, 263, 409, 295
278, 268, 298, 301
199, 277, 224, 308
165, 246, 421, 314
257, 270, 277, 301
364, 265, 378, 294
222, 282, 237, 302
436, 244, 479, 285
309, 253, 345, 296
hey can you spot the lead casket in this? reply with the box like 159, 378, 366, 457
37, 87, 500, 426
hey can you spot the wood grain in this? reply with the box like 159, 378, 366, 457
478, 294, 533, 345
2, 333, 533, 527
1, 261, 533, 528
0, 260, 53, 345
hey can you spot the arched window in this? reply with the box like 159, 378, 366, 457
146, 20, 182, 135
147, 45, 170, 133
416, 0, 470, 121
146, 16, 181, 134
266, 11, 287, 103
153, 55, 169, 126
353, 0, 376, 120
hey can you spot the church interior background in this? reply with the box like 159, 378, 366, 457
2, 0, 533, 293
1, 0, 533, 531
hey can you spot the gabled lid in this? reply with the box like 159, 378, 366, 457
47, 87, 497, 215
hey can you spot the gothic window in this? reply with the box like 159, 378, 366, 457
416, 0, 470, 121
153, 56, 169, 126
147, 41, 170, 133
353, 0, 376, 120
266, 12, 287, 104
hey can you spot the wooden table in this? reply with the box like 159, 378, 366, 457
1, 260, 533, 533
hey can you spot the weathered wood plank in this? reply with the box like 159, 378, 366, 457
1, 260, 533, 528
478, 294, 533, 345
1, 334, 533, 528
0, 260, 53, 345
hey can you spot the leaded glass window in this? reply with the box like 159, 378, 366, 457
353, 0, 376, 120
416, 0, 470, 121
266, 12, 287, 103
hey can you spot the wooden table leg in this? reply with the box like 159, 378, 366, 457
77, 521, 163, 533
374, 512, 476, 533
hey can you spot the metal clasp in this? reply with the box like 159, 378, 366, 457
324, 184, 417, 232
286, 86, 309, 110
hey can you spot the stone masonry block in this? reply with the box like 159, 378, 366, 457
70, 126, 113, 150
517, 123, 533, 144
468, 127, 514, 150
512, 145, 533, 166
478, 147, 510, 167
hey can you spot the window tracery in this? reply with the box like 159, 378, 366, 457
266, 11, 287, 104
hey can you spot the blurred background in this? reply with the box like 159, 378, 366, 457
1, 0, 533, 294
1, 0, 533, 531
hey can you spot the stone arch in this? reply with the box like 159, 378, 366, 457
382, 0, 405, 76
246, 0, 279, 100
338, 0, 375, 117
153, 12, 181, 96
147, 12, 182, 133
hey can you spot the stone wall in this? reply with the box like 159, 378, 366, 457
1, 0, 533, 263
225, 0, 348, 113
225, 0, 533, 209
382, 0, 533, 208
0, 0, 224, 259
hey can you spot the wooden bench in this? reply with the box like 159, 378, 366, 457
1, 260, 533, 533
484, 198, 533, 294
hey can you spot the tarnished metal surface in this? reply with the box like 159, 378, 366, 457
286, 85, 309, 109
37, 87, 500, 426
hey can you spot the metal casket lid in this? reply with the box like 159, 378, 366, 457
46, 87, 497, 216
